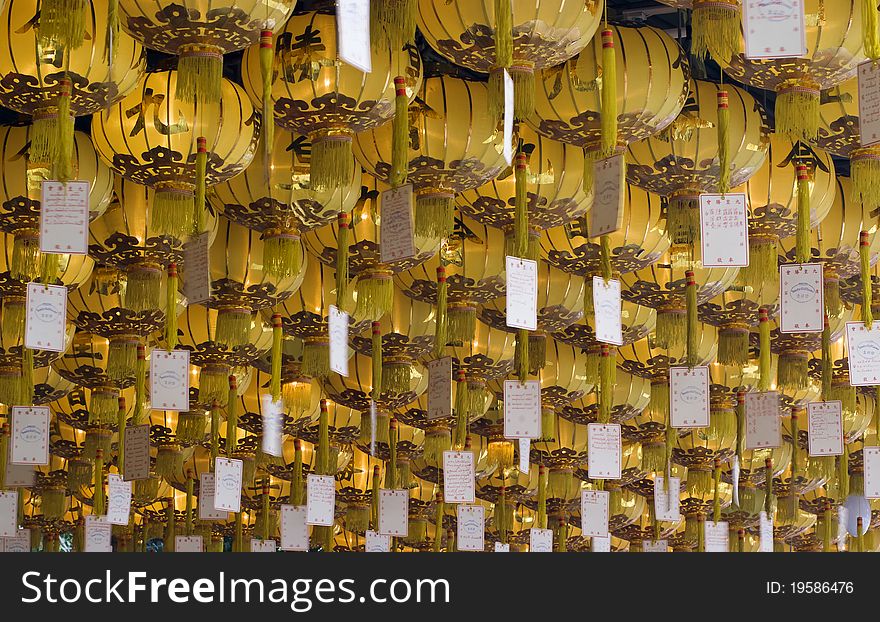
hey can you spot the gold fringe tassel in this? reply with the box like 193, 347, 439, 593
824, 268, 841, 318
415, 192, 454, 242
194, 137, 207, 234
225, 376, 238, 457
685, 270, 698, 368
513, 152, 529, 258
718, 324, 749, 367
1, 296, 25, 348
863, 0, 880, 60
12, 230, 40, 282
382, 361, 411, 395
391, 76, 409, 188
215, 307, 252, 349
371, 322, 382, 402
717, 89, 731, 193
336, 212, 351, 305
176, 45, 224, 106
21, 347, 33, 406
302, 337, 330, 379
776, 80, 820, 142
176, 411, 207, 444
448, 303, 476, 345
355, 268, 394, 322
691, 0, 740, 62
166, 263, 178, 349
851, 147, 880, 212
259, 30, 274, 176
151, 185, 195, 240
133, 344, 146, 425
107, 335, 139, 381
739, 235, 778, 290
599, 343, 615, 424
515, 329, 529, 382
758, 307, 771, 392
39, 0, 87, 50
655, 307, 686, 350
599, 29, 617, 157
370, 0, 417, 49
778, 351, 809, 392
262, 228, 302, 280
861, 231, 873, 328
270, 313, 282, 401
795, 164, 811, 264
126, 262, 162, 312
310, 130, 354, 191
434, 266, 447, 358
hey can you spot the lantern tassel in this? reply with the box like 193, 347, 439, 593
718, 325, 749, 367
259, 30, 274, 178
740, 235, 778, 290
415, 192, 454, 242
54, 78, 74, 182
265, 314, 280, 404
176, 45, 223, 106
290, 439, 304, 505
821, 315, 832, 400
40, 252, 61, 285
152, 185, 195, 240
40, 0, 87, 50
758, 307, 771, 392
370, 0, 417, 49
454, 371, 469, 448
433, 266, 447, 358
166, 263, 178, 349
685, 270, 698, 368
133, 344, 146, 425
194, 137, 207, 234
448, 303, 476, 345
225, 376, 238, 457
599, 344, 615, 424
861, 231, 873, 329
863, 0, 880, 60
371, 322, 382, 403
825, 267, 842, 318
433, 493, 444, 552
391, 76, 409, 189
310, 130, 354, 191
263, 229, 302, 280
215, 307, 251, 349
599, 29, 617, 157
515, 329, 529, 382
691, 0, 740, 62
355, 268, 394, 322
655, 308, 686, 350
796, 164, 811, 264
852, 147, 880, 213
176, 411, 206, 445
776, 80, 820, 142
335, 212, 350, 304
21, 347, 34, 406
302, 337, 330, 379
1, 297, 25, 348
94, 450, 105, 517
529, 332, 546, 374
514, 152, 528, 258
717, 90, 731, 193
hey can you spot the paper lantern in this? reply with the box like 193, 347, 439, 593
353, 75, 508, 244
416, 0, 601, 121
457, 126, 591, 261
242, 11, 423, 191
91, 70, 259, 239
530, 24, 690, 148
118, 0, 295, 105
708, 0, 866, 141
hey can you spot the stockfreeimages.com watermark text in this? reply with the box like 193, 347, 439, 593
21, 571, 450, 612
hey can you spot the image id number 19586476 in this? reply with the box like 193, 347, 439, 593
766, 582, 854, 595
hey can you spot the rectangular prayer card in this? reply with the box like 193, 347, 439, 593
0, 490, 17, 537
105, 473, 132, 526
199, 473, 229, 520
280, 505, 309, 551
365, 530, 392, 552
864, 446, 880, 499
745, 391, 781, 449
306, 473, 336, 526
10, 406, 50, 465
592, 276, 623, 346
780, 263, 823, 333
378, 489, 409, 537
175, 536, 203, 552
443, 450, 476, 504
213, 458, 243, 513
704, 520, 730, 552
456, 505, 484, 551
427, 357, 452, 421
654, 477, 681, 522
743, 0, 806, 59
643, 539, 668, 552
329, 304, 349, 377
84, 515, 112, 552
380, 185, 416, 263
859, 60, 880, 147
529, 528, 553, 552
503, 380, 541, 439
40, 180, 89, 254
25, 282, 66, 352
587, 423, 622, 480
123, 424, 150, 481
846, 321, 880, 385
149, 349, 189, 411
260, 393, 284, 458
183, 231, 211, 304
580, 490, 610, 538
503, 69, 514, 166
669, 366, 710, 428
505, 256, 538, 331
590, 154, 625, 237
699, 193, 749, 267
336, 0, 371, 73
807, 401, 844, 457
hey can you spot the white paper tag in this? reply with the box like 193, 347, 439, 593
654, 476, 681, 522
365, 530, 392, 552
40, 180, 89, 254
123, 424, 151, 481
505, 256, 538, 330
183, 231, 211, 304
503, 69, 514, 166
759, 511, 774, 552
369, 399, 377, 457
175, 536, 203, 552
503, 380, 541, 439
643, 539, 668, 552
846, 321, 880, 385
427, 357, 453, 421
4, 449, 34, 487
456, 505, 485, 551
260, 393, 283, 458
280, 505, 309, 551
743, 0, 806, 59
529, 527, 553, 552
745, 391, 781, 449
149, 349, 190, 411
580, 490, 610, 537
378, 489, 409, 537
84, 515, 112, 552
592, 276, 623, 346
336, 0, 371, 73
105, 473, 132, 525
837, 505, 848, 550
699, 193, 749, 267
443, 450, 475, 504
494, 542, 510, 552
591, 155, 625, 237
780, 263, 823, 333
199, 473, 229, 520
591, 535, 611, 552
380, 185, 416, 263
10, 406, 49, 465
25, 282, 66, 352
807, 401, 844, 456
704, 520, 730, 552
83, 517, 113, 553
865, 446, 880, 499
329, 305, 349, 377
518, 438, 530, 474
306, 473, 336, 526
588, 423, 622, 479
0, 490, 17, 537
250, 539, 276, 553
669, 366, 710, 428
859, 60, 880, 147
213, 458, 243, 513
732, 455, 740, 507
3, 529, 30, 552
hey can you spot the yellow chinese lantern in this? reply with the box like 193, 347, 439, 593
241, 11, 423, 191
353, 75, 507, 243
118, 0, 295, 105
416, 0, 601, 121
91, 70, 259, 239
0, 0, 146, 178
